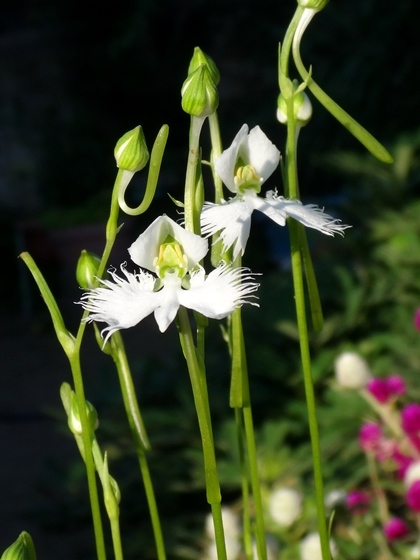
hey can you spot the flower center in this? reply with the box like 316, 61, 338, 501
154, 237, 188, 279
234, 164, 262, 194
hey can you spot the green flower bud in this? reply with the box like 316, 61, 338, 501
68, 392, 99, 436
297, 0, 329, 11
187, 47, 220, 86
114, 125, 149, 172
1, 532, 36, 560
277, 85, 312, 126
76, 250, 101, 289
181, 64, 219, 117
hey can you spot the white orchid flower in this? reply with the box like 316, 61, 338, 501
80, 216, 258, 342
201, 124, 349, 259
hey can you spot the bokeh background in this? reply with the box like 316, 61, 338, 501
1, 0, 420, 558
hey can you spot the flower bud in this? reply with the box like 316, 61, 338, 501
188, 46, 220, 86
114, 125, 149, 172
1, 532, 36, 560
268, 487, 303, 527
297, 0, 329, 11
76, 250, 101, 289
277, 88, 312, 126
68, 392, 99, 435
334, 351, 372, 389
300, 532, 336, 560
181, 64, 219, 117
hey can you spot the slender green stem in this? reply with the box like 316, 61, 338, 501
279, 6, 305, 83
176, 307, 227, 560
184, 116, 206, 233
208, 112, 224, 204
288, 219, 331, 560
234, 409, 253, 560
110, 519, 123, 560
110, 332, 166, 560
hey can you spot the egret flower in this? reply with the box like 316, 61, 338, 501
201, 124, 349, 259
80, 216, 258, 342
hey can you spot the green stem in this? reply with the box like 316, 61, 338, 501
208, 112, 224, 204
184, 116, 206, 233
176, 307, 226, 560
234, 409, 253, 560
288, 219, 331, 560
110, 332, 166, 560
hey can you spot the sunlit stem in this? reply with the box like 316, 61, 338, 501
184, 116, 206, 233
229, 256, 267, 560
234, 409, 253, 560
280, 22, 331, 557
208, 112, 224, 203
176, 307, 227, 560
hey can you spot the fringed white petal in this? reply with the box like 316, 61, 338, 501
128, 215, 208, 272
80, 265, 162, 342
214, 124, 249, 193
241, 126, 280, 183
178, 264, 259, 319
200, 195, 256, 259
265, 191, 350, 236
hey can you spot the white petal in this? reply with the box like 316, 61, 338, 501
80, 265, 161, 343
241, 126, 280, 184
265, 191, 350, 236
153, 284, 182, 332
214, 124, 249, 193
200, 195, 257, 259
128, 215, 208, 272
178, 265, 259, 319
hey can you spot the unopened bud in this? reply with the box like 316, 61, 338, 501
188, 47, 220, 86
277, 87, 312, 126
181, 64, 219, 117
268, 487, 303, 527
0, 532, 36, 560
334, 351, 372, 390
68, 392, 99, 435
114, 125, 149, 172
76, 250, 101, 289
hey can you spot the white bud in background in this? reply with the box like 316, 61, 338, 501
300, 532, 337, 560
334, 351, 372, 389
268, 487, 303, 527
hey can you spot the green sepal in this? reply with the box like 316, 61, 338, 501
19, 252, 75, 359
188, 46, 220, 86
76, 250, 101, 289
181, 64, 219, 117
1, 533, 36, 560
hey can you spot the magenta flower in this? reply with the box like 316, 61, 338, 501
367, 378, 391, 403
358, 422, 383, 452
407, 480, 420, 512
402, 403, 420, 435
393, 449, 413, 479
346, 490, 370, 515
383, 517, 410, 542
414, 307, 420, 331
386, 375, 406, 396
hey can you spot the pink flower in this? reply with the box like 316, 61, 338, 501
358, 422, 382, 452
383, 517, 410, 542
393, 449, 413, 479
367, 378, 391, 403
402, 404, 420, 435
414, 307, 420, 331
346, 490, 370, 515
407, 480, 420, 512
386, 375, 406, 397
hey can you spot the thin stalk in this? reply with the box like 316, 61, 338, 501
110, 332, 166, 560
234, 409, 253, 560
176, 307, 227, 560
184, 116, 206, 233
